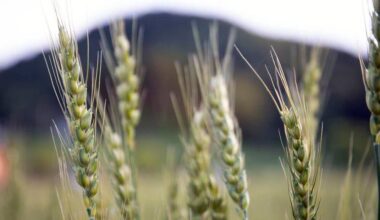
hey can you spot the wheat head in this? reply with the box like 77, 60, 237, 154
104, 126, 137, 219
207, 73, 249, 219
111, 20, 141, 151
173, 45, 229, 219
51, 25, 99, 219
302, 50, 321, 138
237, 48, 320, 220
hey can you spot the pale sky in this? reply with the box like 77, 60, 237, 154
0, 0, 371, 70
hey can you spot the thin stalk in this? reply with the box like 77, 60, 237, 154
374, 143, 380, 220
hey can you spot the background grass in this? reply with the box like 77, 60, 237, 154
0, 131, 375, 219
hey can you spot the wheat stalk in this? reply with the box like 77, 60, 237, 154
237, 48, 320, 220
164, 148, 188, 220
48, 24, 100, 219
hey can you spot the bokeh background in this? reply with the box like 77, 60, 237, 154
0, 2, 375, 219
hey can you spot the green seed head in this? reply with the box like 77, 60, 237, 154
128, 93, 139, 108
222, 152, 235, 166
366, 91, 380, 115
128, 74, 139, 90
281, 110, 297, 129
84, 137, 94, 152
68, 78, 80, 95
79, 148, 90, 166
80, 111, 92, 130
115, 65, 128, 81
59, 27, 70, 48
77, 169, 90, 188
86, 160, 98, 176
128, 109, 141, 125
87, 180, 98, 198
116, 35, 130, 55
72, 103, 85, 119
116, 83, 130, 99
300, 170, 309, 184
71, 63, 80, 80
225, 172, 239, 185
113, 148, 125, 166
110, 133, 122, 149
376, 133, 380, 144
294, 159, 304, 172
76, 127, 89, 144
76, 89, 87, 106
289, 125, 301, 140
240, 193, 250, 210
116, 165, 131, 184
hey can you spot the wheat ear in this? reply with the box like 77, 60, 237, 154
208, 73, 249, 219
363, 0, 380, 217
277, 66, 319, 220
53, 25, 99, 219
107, 19, 142, 219
104, 126, 137, 219
208, 175, 228, 220
302, 50, 321, 138
184, 108, 228, 219
184, 109, 213, 216
173, 51, 229, 219
95, 76, 138, 219
237, 48, 320, 220
365, 0, 380, 145
281, 109, 318, 220
189, 26, 250, 218
111, 20, 141, 151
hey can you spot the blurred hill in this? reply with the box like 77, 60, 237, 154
0, 13, 368, 159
